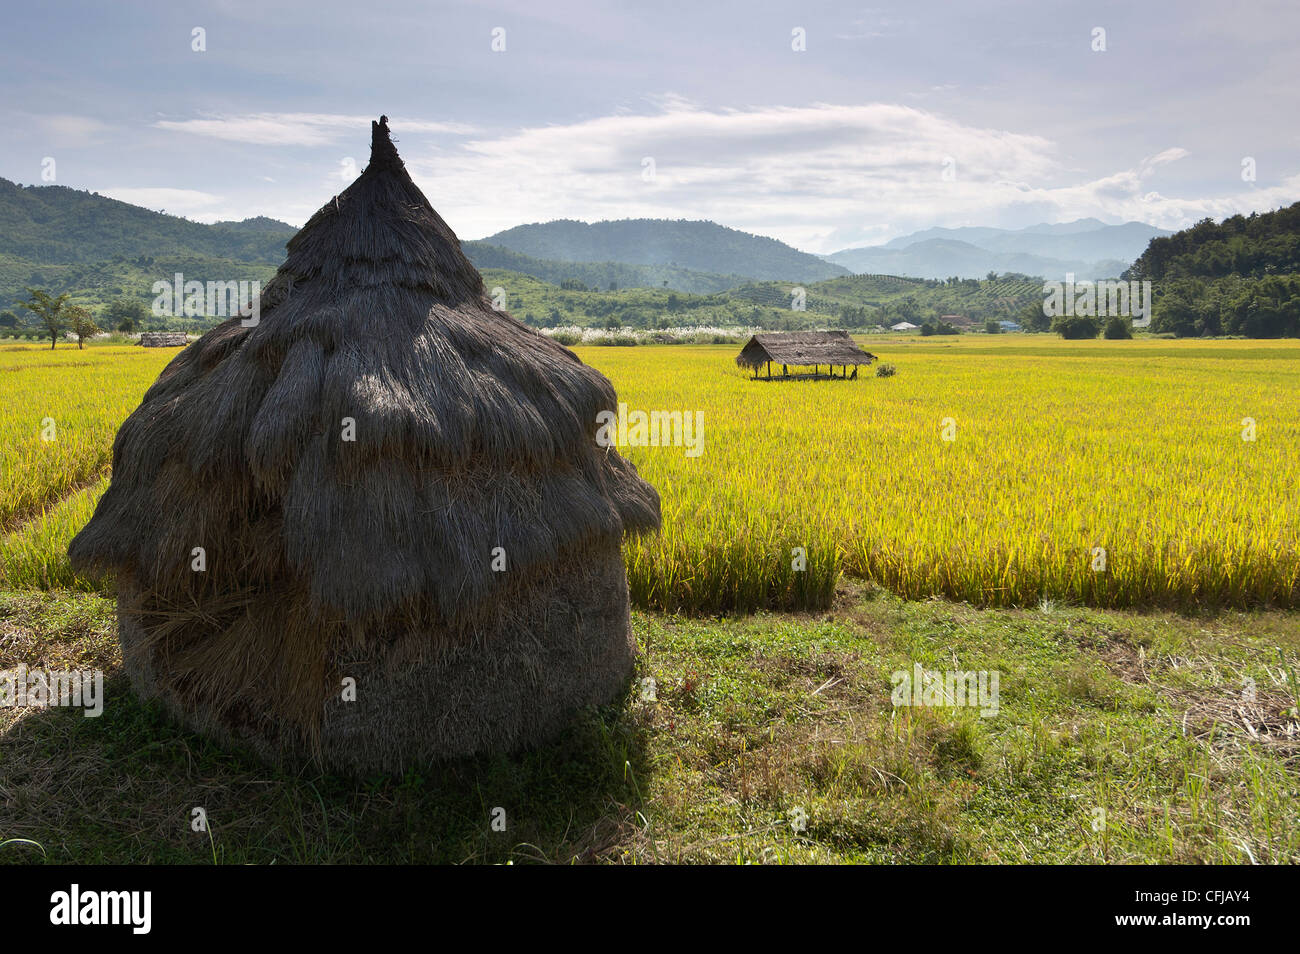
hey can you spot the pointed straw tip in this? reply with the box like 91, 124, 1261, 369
369, 115, 400, 168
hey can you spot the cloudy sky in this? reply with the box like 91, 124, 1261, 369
2, 0, 1297, 253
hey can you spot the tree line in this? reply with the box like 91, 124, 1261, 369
2, 288, 150, 348
1126, 202, 1300, 337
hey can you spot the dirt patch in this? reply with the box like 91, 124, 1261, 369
1098, 634, 1300, 759
1166, 683, 1300, 758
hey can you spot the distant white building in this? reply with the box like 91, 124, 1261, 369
890, 321, 920, 331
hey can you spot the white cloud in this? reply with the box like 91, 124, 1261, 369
407, 100, 1061, 249
123, 102, 1298, 249
1137, 147, 1190, 176
154, 112, 476, 146
396, 100, 1297, 252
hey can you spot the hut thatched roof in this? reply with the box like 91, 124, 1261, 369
68, 118, 660, 756
736, 331, 876, 368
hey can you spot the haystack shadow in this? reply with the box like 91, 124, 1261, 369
0, 667, 653, 864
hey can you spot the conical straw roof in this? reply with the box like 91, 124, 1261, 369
71, 115, 659, 634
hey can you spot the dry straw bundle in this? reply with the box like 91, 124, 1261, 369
70, 117, 660, 772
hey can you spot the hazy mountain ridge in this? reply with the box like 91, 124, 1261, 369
461, 241, 749, 294
482, 218, 849, 283
0, 181, 812, 301
1, 177, 1177, 321
827, 219, 1172, 280
826, 238, 1127, 282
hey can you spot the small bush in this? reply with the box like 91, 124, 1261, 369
875, 363, 897, 378
1052, 315, 1102, 339
1103, 315, 1133, 339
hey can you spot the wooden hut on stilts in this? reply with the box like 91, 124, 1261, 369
735, 331, 877, 380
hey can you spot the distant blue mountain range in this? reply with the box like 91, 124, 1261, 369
825, 219, 1173, 280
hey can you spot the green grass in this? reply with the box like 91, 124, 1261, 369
2, 586, 1296, 864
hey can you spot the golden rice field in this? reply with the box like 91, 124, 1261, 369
0, 345, 164, 531
586, 336, 1300, 611
2, 337, 1298, 612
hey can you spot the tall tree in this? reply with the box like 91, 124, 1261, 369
68, 305, 101, 349
15, 288, 72, 349
105, 297, 149, 333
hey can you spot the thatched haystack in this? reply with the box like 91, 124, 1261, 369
69, 117, 660, 773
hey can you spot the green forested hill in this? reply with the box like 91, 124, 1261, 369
776, 273, 1044, 326
1127, 202, 1300, 336
0, 253, 279, 321
1127, 202, 1300, 281
0, 177, 290, 318
479, 269, 802, 329
0, 177, 295, 265
0, 178, 773, 313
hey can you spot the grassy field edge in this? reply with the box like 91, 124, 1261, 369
2, 586, 1296, 864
